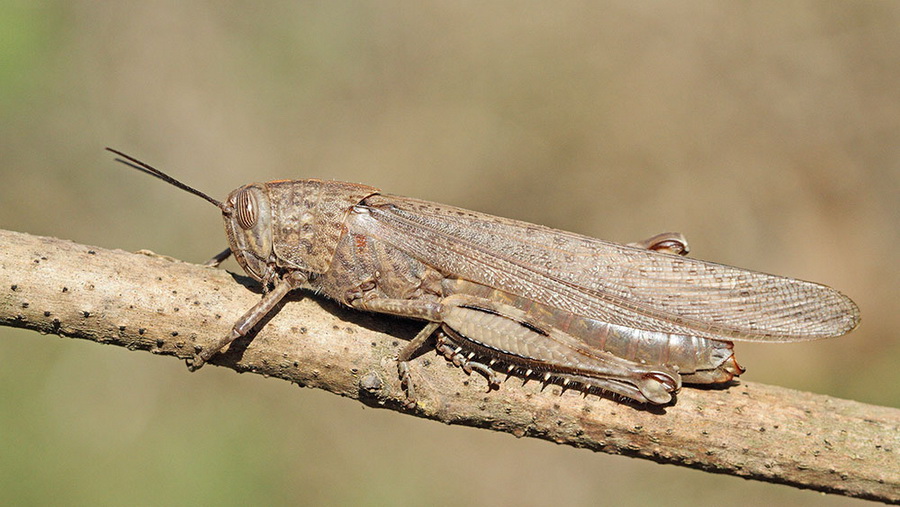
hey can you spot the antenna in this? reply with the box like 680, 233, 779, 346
106, 147, 227, 211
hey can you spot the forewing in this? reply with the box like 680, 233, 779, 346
353, 195, 860, 342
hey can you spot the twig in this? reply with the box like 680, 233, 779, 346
1, 228, 897, 503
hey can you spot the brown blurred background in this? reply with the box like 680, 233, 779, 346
1, 2, 897, 505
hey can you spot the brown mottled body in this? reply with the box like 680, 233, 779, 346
108, 149, 860, 406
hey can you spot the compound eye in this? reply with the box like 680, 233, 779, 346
235, 189, 258, 230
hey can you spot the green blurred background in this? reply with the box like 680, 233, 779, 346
1, 2, 897, 505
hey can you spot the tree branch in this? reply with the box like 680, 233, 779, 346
1, 228, 897, 503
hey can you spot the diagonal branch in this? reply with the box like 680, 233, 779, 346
1, 228, 897, 503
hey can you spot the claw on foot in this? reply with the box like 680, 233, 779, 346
186, 350, 211, 372
186, 356, 204, 372
398, 361, 418, 409
466, 361, 500, 392
435, 338, 500, 392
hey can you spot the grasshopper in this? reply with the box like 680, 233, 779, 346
108, 148, 860, 406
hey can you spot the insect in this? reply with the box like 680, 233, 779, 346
107, 148, 860, 406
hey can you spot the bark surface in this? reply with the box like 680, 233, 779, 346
1, 229, 897, 503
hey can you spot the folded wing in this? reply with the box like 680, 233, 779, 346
353, 195, 860, 342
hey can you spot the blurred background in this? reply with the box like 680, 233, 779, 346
1, 1, 897, 505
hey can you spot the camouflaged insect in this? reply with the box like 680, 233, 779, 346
109, 148, 860, 407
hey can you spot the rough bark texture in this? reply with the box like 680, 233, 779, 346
1, 228, 897, 503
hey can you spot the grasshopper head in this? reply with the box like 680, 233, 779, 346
222, 184, 274, 282
107, 148, 276, 283
107, 149, 378, 284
